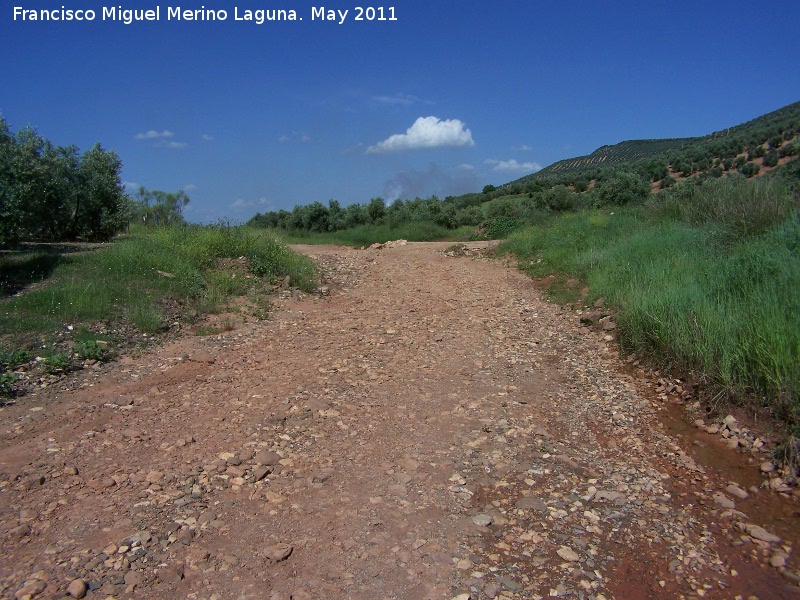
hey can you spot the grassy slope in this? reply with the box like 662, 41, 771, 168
500, 176, 800, 427
0, 225, 317, 353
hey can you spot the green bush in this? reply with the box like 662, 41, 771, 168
74, 340, 108, 362
43, 352, 72, 374
456, 206, 483, 227
763, 150, 780, 168
779, 142, 799, 158
0, 372, 18, 396
482, 216, 520, 239
592, 171, 651, 207
0, 348, 32, 370
739, 162, 761, 177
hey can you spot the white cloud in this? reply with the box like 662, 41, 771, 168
367, 116, 475, 154
122, 181, 139, 190
183, 184, 198, 191
484, 158, 542, 173
278, 135, 290, 143
456, 163, 475, 171
135, 130, 174, 140
202, 134, 214, 141
513, 145, 532, 151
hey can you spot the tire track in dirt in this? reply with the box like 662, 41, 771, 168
0, 242, 797, 599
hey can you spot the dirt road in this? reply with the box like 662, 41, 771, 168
1, 242, 797, 599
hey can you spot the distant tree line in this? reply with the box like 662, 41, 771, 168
247, 194, 488, 233
0, 117, 132, 246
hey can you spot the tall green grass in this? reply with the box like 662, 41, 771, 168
501, 176, 800, 425
0, 225, 318, 343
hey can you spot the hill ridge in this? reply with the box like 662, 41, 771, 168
506, 100, 800, 187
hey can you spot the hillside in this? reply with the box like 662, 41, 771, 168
532, 137, 699, 177
506, 99, 800, 188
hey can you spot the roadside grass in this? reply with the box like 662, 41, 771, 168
499, 177, 800, 429
0, 224, 317, 390
279, 222, 473, 246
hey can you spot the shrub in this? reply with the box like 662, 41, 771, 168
540, 185, 578, 211
74, 340, 109, 362
456, 206, 483, 227
0, 372, 18, 397
779, 142, 799, 158
482, 216, 520, 239
739, 162, 761, 177
763, 150, 780, 168
769, 135, 784, 149
748, 145, 765, 160
592, 171, 651, 207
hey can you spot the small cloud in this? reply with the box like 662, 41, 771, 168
122, 181, 139, 190
367, 116, 475, 154
279, 131, 310, 143
484, 158, 542, 173
135, 130, 174, 140
456, 163, 475, 171
183, 184, 198, 191
371, 93, 427, 106
513, 145, 532, 151
202, 134, 214, 141
154, 140, 188, 149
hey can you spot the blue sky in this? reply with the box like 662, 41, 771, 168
2, 1, 799, 223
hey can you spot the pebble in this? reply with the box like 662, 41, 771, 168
556, 546, 581, 562
66, 578, 87, 598
472, 514, 493, 527
265, 543, 293, 562
725, 484, 749, 500
741, 523, 781, 543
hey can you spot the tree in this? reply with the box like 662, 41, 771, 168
133, 187, 190, 226
74, 144, 130, 240
0, 117, 129, 244
592, 170, 651, 207
433, 202, 458, 228
0, 118, 21, 246
762, 150, 779, 168
366, 197, 386, 223
304, 201, 330, 232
